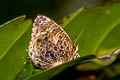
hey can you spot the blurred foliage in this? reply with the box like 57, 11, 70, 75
0, 0, 99, 24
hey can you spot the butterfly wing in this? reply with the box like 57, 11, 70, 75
29, 15, 79, 69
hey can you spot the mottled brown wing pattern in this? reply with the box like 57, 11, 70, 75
29, 15, 80, 69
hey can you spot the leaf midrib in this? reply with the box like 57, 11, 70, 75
94, 19, 120, 54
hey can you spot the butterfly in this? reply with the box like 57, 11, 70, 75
28, 15, 80, 70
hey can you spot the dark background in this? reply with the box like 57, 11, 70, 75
0, 0, 100, 25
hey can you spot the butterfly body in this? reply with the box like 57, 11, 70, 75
29, 15, 80, 69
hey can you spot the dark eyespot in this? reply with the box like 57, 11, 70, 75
50, 54, 57, 61
60, 45, 64, 49
43, 18, 46, 21
59, 36, 62, 39
47, 51, 51, 54
38, 20, 41, 23
35, 23, 39, 27
44, 37, 48, 41
66, 46, 69, 50
54, 47, 57, 51
50, 53, 54, 57
45, 42, 49, 45
45, 53, 51, 59
73, 46, 76, 50
46, 45, 50, 49
30, 52, 33, 56
37, 39, 41, 42
41, 51, 45, 54
65, 51, 68, 54
40, 16, 43, 19
54, 53, 59, 57
59, 50, 63, 53
64, 41, 67, 46
58, 40, 62, 44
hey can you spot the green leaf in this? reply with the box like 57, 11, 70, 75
59, 8, 84, 28
76, 48, 120, 71
0, 16, 25, 59
63, 3, 120, 57
14, 62, 33, 80
93, 48, 120, 65
0, 16, 32, 80
26, 3, 120, 80
26, 55, 96, 80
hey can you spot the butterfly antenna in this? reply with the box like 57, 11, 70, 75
74, 28, 85, 44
